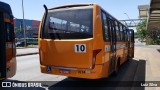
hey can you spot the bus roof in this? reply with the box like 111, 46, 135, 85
0, 1, 12, 15
48, 3, 127, 28
49, 4, 93, 10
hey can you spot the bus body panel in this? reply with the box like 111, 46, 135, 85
92, 5, 105, 65
6, 57, 16, 78
6, 42, 16, 78
116, 42, 127, 64
39, 39, 93, 69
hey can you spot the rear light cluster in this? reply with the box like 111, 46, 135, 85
92, 49, 101, 69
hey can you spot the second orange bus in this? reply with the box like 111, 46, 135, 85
38, 4, 134, 79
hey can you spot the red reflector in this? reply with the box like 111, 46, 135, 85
93, 49, 101, 56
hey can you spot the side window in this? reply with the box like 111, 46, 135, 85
119, 24, 123, 41
5, 22, 14, 42
122, 26, 125, 41
129, 30, 132, 42
124, 27, 128, 41
131, 30, 134, 43
123, 29, 126, 41
102, 11, 109, 41
115, 21, 120, 41
108, 19, 116, 42
111, 20, 116, 41
128, 30, 134, 44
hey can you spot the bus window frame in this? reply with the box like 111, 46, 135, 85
118, 23, 122, 41
122, 26, 126, 41
109, 20, 117, 42
117, 23, 121, 41
131, 30, 134, 43
120, 24, 125, 42
112, 20, 117, 42
124, 27, 128, 42
115, 21, 120, 41
3, 12, 15, 42
4, 22, 14, 42
101, 10, 110, 42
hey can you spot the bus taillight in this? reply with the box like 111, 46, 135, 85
92, 49, 101, 69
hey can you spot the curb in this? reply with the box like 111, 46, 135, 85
131, 59, 146, 90
16, 52, 39, 57
133, 59, 146, 81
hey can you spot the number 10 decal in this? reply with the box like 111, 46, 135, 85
75, 44, 86, 53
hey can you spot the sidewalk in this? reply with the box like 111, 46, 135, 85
134, 46, 160, 90
16, 48, 39, 56
146, 45, 160, 49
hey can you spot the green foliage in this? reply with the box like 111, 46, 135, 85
146, 38, 160, 45
136, 20, 148, 40
154, 39, 160, 45
146, 38, 154, 45
136, 20, 160, 45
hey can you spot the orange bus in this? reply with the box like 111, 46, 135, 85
0, 1, 16, 80
38, 4, 134, 79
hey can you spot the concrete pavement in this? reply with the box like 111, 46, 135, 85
134, 47, 160, 80
134, 46, 160, 90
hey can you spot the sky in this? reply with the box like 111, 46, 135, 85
1, 0, 149, 21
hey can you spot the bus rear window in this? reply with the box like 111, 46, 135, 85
42, 6, 93, 39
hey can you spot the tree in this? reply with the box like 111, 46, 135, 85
136, 19, 148, 40
136, 20, 160, 45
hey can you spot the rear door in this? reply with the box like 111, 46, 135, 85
0, 12, 6, 79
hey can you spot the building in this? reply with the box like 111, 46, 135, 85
14, 19, 40, 38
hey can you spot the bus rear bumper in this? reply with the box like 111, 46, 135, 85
40, 63, 109, 79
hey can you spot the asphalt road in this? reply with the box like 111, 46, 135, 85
10, 55, 66, 81
1, 54, 144, 90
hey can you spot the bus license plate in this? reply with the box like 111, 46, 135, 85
59, 69, 70, 74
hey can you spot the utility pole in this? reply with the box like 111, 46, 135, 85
22, 0, 26, 47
